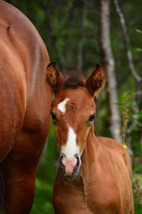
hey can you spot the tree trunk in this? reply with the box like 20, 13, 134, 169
99, 0, 122, 142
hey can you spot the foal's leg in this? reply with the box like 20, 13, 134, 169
2, 153, 37, 214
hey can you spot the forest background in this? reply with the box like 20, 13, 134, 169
6, 0, 142, 213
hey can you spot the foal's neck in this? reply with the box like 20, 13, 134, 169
80, 126, 99, 177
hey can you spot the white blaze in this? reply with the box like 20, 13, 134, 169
57, 98, 69, 114
61, 126, 80, 159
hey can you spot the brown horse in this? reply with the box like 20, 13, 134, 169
0, 1, 52, 213
47, 64, 134, 214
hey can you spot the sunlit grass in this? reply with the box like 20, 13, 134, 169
31, 178, 54, 214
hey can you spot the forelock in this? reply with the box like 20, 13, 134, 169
64, 70, 85, 89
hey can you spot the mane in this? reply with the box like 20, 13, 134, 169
64, 70, 85, 89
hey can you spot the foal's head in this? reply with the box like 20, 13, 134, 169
47, 63, 105, 177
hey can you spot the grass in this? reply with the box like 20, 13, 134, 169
30, 178, 54, 214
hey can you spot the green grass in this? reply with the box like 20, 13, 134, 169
30, 178, 54, 214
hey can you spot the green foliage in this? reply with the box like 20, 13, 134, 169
136, 29, 142, 35
133, 175, 142, 213
117, 92, 142, 156
36, 121, 58, 184
31, 122, 57, 213
133, 166, 142, 174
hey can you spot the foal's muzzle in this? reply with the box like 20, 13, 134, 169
59, 154, 80, 177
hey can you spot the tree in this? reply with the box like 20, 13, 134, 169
99, 0, 121, 142
113, 0, 142, 105
113, 0, 142, 156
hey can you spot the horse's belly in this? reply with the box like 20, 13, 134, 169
0, 60, 26, 162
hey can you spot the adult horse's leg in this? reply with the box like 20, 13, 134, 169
2, 127, 47, 214
0, 74, 26, 212
2, 162, 36, 213
0, 169, 5, 211
4, 174, 36, 214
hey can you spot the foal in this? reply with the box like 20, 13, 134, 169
47, 63, 134, 214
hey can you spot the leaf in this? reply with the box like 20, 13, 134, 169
130, 126, 139, 131
133, 166, 142, 173
133, 110, 142, 121
135, 48, 142, 52
136, 29, 142, 34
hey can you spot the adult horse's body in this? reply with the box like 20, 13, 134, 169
0, 1, 52, 213
47, 64, 134, 214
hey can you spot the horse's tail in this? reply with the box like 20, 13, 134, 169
0, 168, 5, 212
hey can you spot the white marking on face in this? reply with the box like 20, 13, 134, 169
61, 126, 80, 159
57, 98, 69, 114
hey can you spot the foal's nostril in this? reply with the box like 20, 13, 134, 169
59, 153, 66, 164
59, 155, 63, 164
59, 155, 65, 174
73, 156, 80, 174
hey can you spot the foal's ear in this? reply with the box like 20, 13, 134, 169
86, 64, 105, 97
46, 62, 64, 94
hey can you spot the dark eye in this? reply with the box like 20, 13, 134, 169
88, 113, 96, 123
51, 111, 57, 121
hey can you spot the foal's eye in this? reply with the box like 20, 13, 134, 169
88, 113, 96, 123
51, 111, 57, 121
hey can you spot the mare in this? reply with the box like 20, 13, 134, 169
47, 64, 134, 214
0, 1, 52, 213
